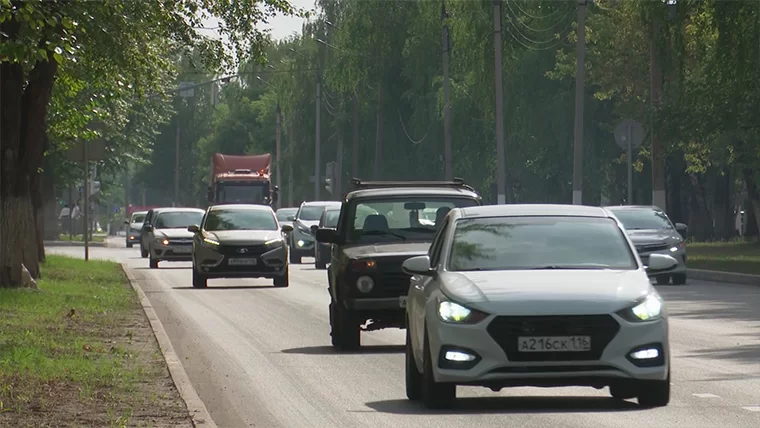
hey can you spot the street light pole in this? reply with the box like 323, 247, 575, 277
572, 0, 587, 205
174, 118, 180, 207
493, 0, 506, 205
275, 103, 282, 209
315, 73, 321, 201
442, 0, 453, 180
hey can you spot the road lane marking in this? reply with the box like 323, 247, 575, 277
743, 407, 760, 412
693, 393, 720, 398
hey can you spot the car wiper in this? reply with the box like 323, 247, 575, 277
531, 264, 612, 270
360, 230, 407, 240
405, 227, 436, 233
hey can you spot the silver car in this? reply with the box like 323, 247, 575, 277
289, 201, 341, 264
124, 211, 147, 248
145, 208, 205, 269
605, 205, 688, 285
403, 204, 676, 409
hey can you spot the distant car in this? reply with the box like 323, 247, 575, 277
402, 204, 676, 409
289, 201, 341, 264
605, 205, 688, 285
139, 208, 170, 258
315, 178, 482, 350
275, 207, 298, 245
144, 208, 205, 269
124, 211, 147, 248
188, 204, 294, 288
312, 207, 340, 269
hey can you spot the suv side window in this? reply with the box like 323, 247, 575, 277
428, 218, 449, 267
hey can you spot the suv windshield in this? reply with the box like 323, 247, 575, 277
323, 210, 340, 228
131, 213, 146, 223
153, 211, 203, 229
448, 216, 637, 272
346, 197, 478, 243
610, 209, 673, 231
298, 205, 333, 221
205, 209, 277, 231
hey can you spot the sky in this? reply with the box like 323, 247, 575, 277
198, 0, 314, 43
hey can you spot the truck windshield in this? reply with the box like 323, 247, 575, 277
345, 197, 479, 244
218, 182, 268, 204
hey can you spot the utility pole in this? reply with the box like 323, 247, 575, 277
650, 11, 666, 210
315, 74, 322, 201
336, 115, 344, 197
352, 92, 359, 179
82, 140, 90, 261
174, 118, 180, 207
124, 162, 129, 220
493, 0, 506, 204
275, 103, 282, 209
442, 0, 453, 180
572, 0, 587, 205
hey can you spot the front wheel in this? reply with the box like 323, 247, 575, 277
405, 326, 423, 401
140, 244, 148, 258
329, 302, 360, 350
655, 275, 670, 285
421, 328, 456, 409
149, 252, 159, 269
274, 267, 289, 288
637, 374, 670, 408
289, 247, 301, 264
315, 254, 326, 270
126, 242, 133, 248
671, 273, 686, 285
192, 269, 207, 288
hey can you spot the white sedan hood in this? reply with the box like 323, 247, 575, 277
440, 269, 653, 316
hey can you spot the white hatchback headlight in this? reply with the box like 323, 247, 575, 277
620, 294, 664, 322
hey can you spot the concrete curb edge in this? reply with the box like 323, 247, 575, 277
688, 268, 760, 286
121, 264, 217, 428
43, 240, 107, 247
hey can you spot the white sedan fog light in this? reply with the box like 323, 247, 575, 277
356, 276, 374, 293
445, 351, 476, 362
630, 348, 660, 360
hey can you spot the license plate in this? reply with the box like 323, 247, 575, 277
399, 296, 408, 308
228, 258, 257, 266
173, 247, 191, 254
518, 336, 591, 352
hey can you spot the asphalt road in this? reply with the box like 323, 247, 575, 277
50, 240, 760, 428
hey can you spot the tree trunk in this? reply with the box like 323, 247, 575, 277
0, 18, 60, 286
742, 168, 760, 237
374, 83, 383, 180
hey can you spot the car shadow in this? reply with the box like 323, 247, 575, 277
365, 396, 641, 415
172, 285, 277, 290
281, 345, 404, 355
132, 266, 189, 270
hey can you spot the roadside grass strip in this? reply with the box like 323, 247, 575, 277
56, 234, 106, 243
0, 255, 191, 427
688, 239, 760, 275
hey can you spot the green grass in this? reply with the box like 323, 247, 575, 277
0, 255, 190, 427
56, 233, 105, 242
688, 239, 760, 275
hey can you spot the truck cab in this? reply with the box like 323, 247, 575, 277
208, 154, 279, 206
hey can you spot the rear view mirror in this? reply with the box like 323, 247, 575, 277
281, 224, 294, 233
123, 220, 129, 225
675, 223, 687, 233
402, 255, 435, 276
404, 202, 426, 210
187, 225, 200, 233
316, 228, 339, 244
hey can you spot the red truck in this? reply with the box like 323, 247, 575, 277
207, 153, 279, 205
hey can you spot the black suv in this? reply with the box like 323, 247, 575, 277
315, 178, 482, 350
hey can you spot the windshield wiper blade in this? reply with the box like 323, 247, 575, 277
361, 230, 407, 240
531, 264, 611, 270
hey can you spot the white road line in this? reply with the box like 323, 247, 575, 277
742, 406, 760, 412
693, 393, 720, 398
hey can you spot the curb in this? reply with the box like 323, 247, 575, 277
688, 268, 760, 286
43, 240, 107, 247
121, 265, 217, 428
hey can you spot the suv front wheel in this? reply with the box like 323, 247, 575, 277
329, 301, 360, 350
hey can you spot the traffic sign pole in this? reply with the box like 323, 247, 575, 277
614, 119, 645, 205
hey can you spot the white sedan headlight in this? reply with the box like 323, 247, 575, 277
437, 301, 488, 324
622, 294, 663, 322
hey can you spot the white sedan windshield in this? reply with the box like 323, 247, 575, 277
448, 216, 637, 271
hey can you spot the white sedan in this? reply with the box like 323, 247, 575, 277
402, 204, 677, 409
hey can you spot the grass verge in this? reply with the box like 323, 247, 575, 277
56, 234, 106, 243
0, 255, 191, 427
688, 239, 760, 275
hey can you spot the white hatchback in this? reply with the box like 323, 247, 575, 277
402, 204, 676, 409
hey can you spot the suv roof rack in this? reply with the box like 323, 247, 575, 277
350, 177, 477, 192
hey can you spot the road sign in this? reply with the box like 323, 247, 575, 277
614, 119, 645, 151
65, 139, 106, 162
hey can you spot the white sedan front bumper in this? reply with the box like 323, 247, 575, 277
426, 312, 669, 388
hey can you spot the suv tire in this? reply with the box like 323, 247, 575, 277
329, 301, 360, 350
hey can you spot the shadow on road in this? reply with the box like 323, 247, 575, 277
172, 285, 277, 290
281, 345, 404, 355
365, 396, 641, 415
132, 266, 189, 270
